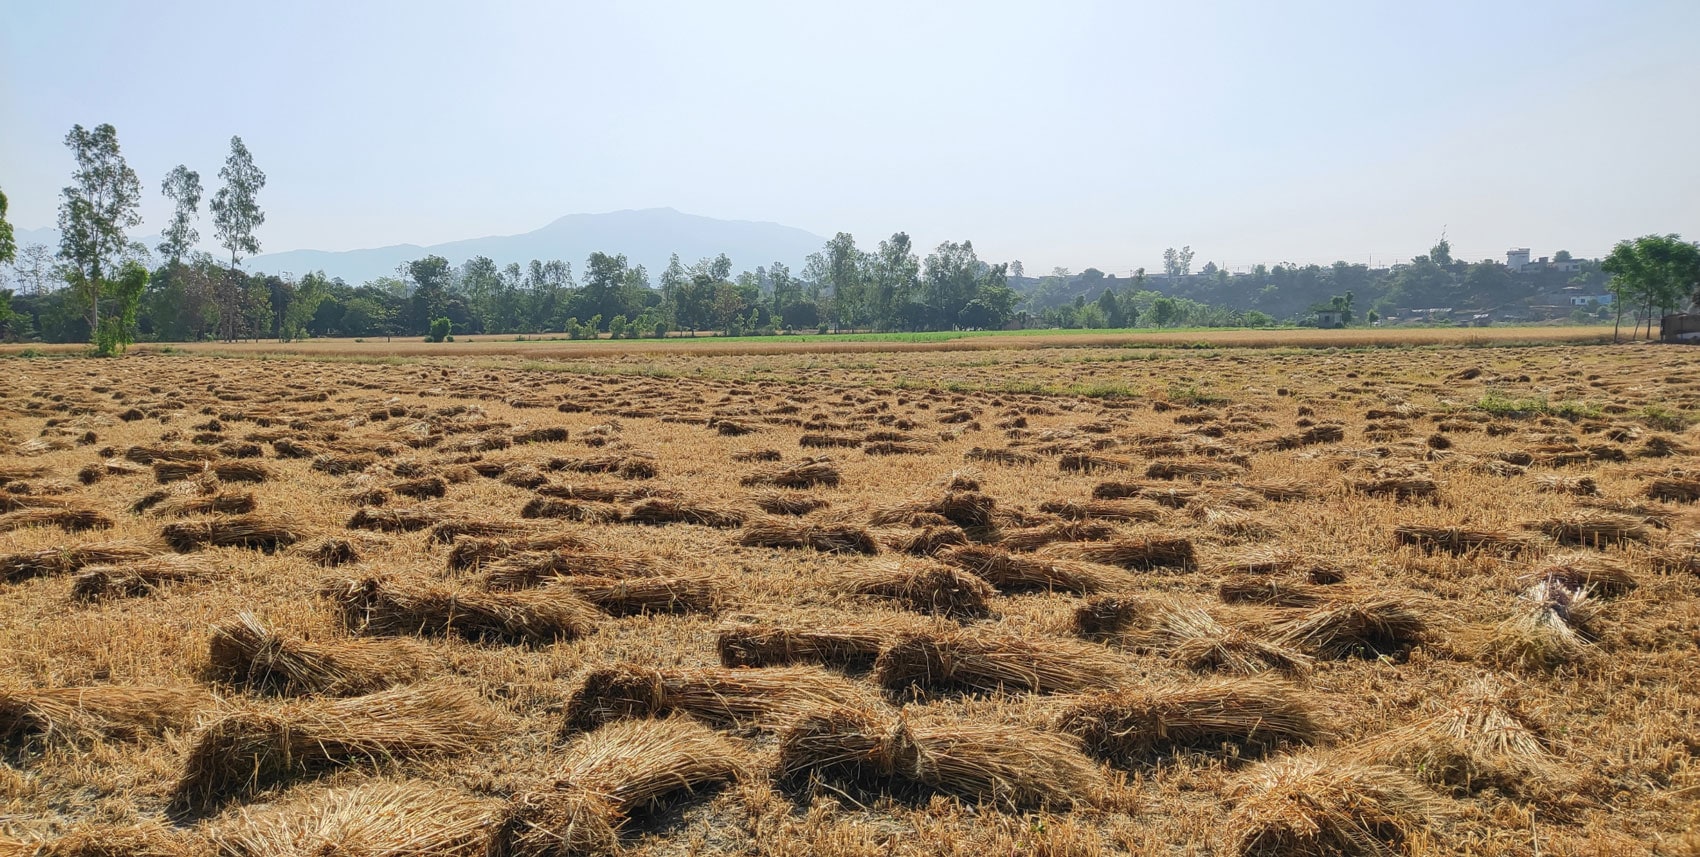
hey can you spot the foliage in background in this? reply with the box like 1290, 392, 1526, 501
0, 187, 16, 266
1602, 235, 1700, 341
7, 125, 1693, 346
94, 260, 149, 355
0, 188, 14, 338
425, 316, 453, 343
56, 123, 142, 345
210, 136, 266, 341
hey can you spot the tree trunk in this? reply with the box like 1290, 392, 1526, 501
224, 255, 239, 342
88, 260, 102, 350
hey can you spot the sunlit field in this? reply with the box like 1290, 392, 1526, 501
1, 338, 1696, 855
0, 323, 1619, 361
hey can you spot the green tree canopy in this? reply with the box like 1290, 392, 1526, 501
211, 136, 266, 264
210, 135, 266, 340
96, 260, 148, 355
0, 188, 15, 265
1430, 237, 1453, 266
158, 165, 202, 265
57, 123, 143, 353
1152, 296, 1178, 327
1602, 234, 1700, 339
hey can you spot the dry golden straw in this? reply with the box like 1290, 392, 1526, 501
997, 520, 1117, 552
521, 498, 622, 523
7, 822, 189, 857
302, 536, 361, 568
1272, 597, 1431, 660
1216, 575, 1329, 608
618, 496, 749, 528
873, 629, 1128, 695
1353, 679, 1564, 798
0, 540, 156, 583
1393, 525, 1526, 556
446, 532, 597, 572
750, 490, 831, 515
150, 490, 257, 518
545, 575, 715, 616
154, 460, 271, 484
940, 544, 1129, 594
171, 683, 501, 814
428, 518, 534, 544
493, 717, 749, 857
480, 550, 659, 590
0, 507, 113, 533
739, 516, 878, 554
1523, 510, 1651, 547
163, 514, 298, 553
1222, 754, 1444, 857
552, 452, 658, 480
1037, 498, 1164, 522
0, 684, 206, 747
779, 706, 1103, 811
70, 554, 212, 601
347, 505, 443, 533
870, 490, 998, 530
1045, 536, 1197, 571
209, 780, 503, 857
880, 524, 969, 556
326, 575, 600, 645
1474, 578, 1601, 670
1521, 551, 1634, 595
1139, 603, 1312, 675
560, 663, 880, 733
716, 623, 890, 670
1072, 595, 1146, 639
1057, 676, 1319, 765
739, 456, 843, 489
208, 612, 438, 696
845, 563, 995, 619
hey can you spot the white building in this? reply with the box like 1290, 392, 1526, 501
1507, 248, 1531, 271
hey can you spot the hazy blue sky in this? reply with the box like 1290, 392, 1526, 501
4, 0, 1696, 274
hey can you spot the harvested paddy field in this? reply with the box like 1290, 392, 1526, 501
0, 340, 1697, 856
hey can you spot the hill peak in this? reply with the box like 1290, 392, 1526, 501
247, 209, 828, 283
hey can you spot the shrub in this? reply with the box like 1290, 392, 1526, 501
425, 317, 452, 343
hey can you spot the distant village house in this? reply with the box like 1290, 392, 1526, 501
1313, 309, 1345, 328
1507, 247, 1584, 274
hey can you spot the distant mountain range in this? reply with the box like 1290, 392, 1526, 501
13, 208, 830, 285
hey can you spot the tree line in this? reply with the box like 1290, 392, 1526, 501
0, 124, 266, 351
1020, 237, 1697, 332
0, 123, 1036, 344
1, 123, 1696, 347
1601, 235, 1700, 340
